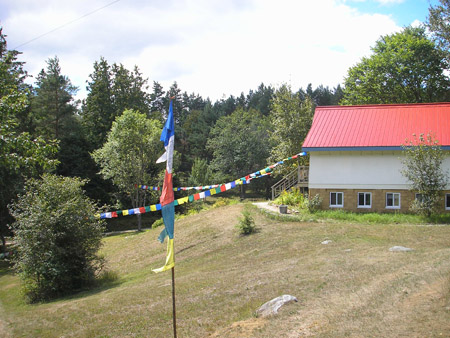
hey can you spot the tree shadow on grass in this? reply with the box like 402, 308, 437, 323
1, 259, 125, 305
68, 270, 123, 300
103, 228, 152, 238
39, 269, 125, 305
0, 259, 13, 278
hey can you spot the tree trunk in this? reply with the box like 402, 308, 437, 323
137, 214, 142, 231
0, 233, 6, 254
240, 185, 246, 200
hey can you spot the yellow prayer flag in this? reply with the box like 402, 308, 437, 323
152, 238, 175, 273
178, 197, 189, 205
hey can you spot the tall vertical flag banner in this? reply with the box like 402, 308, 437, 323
153, 100, 176, 273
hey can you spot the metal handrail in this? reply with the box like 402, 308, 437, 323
271, 166, 309, 200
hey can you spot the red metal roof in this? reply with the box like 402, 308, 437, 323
302, 103, 450, 151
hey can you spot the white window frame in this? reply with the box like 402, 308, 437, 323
446, 194, 450, 211
386, 192, 401, 209
415, 193, 423, 203
357, 192, 372, 208
330, 192, 344, 208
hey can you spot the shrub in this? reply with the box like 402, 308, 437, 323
401, 133, 448, 217
152, 218, 165, 229
9, 174, 105, 303
306, 194, 323, 213
236, 209, 256, 235
212, 197, 239, 208
213, 197, 231, 208
274, 188, 306, 207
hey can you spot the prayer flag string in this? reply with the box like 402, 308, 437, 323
96, 152, 306, 219
136, 171, 271, 192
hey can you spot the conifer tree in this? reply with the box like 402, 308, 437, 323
32, 56, 78, 140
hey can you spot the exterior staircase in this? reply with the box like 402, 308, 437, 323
271, 166, 309, 200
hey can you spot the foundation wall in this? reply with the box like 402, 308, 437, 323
309, 188, 450, 213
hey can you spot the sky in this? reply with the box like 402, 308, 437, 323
0, 0, 440, 102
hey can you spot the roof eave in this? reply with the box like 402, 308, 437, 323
302, 146, 450, 152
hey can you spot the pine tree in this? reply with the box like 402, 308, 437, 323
32, 56, 78, 140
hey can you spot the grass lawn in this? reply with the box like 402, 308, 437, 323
1, 203, 449, 337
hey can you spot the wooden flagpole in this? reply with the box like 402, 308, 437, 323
171, 266, 177, 338
170, 96, 177, 338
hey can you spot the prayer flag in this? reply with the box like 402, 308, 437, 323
153, 100, 176, 273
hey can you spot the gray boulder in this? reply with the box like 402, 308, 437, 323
256, 295, 298, 317
389, 246, 413, 252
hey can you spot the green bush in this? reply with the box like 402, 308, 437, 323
274, 188, 306, 207
236, 209, 256, 235
212, 197, 239, 208
306, 194, 323, 213
9, 174, 105, 303
152, 218, 165, 229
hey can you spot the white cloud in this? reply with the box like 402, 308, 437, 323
1, 0, 403, 101
375, 0, 405, 5
410, 19, 423, 28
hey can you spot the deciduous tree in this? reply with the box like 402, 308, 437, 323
269, 84, 313, 168
92, 110, 162, 230
188, 158, 213, 187
427, 0, 450, 60
401, 133, 449, 216
341, 26, 450, 105
206, 108, 271, 198
0, 29, 58, 254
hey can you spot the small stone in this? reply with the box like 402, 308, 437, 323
389, 246, 413, 252
256, 295, 298, 317
344, 249, 352, 252
321, 240, 332, 245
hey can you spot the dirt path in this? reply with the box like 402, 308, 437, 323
252, 201, 282, 214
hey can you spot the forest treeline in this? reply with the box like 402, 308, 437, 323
2, 0, 450, 244
0, 26, 345, 237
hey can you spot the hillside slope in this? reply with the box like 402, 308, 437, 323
1, 203, 450, 337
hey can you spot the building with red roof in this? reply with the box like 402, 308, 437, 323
302, 103, 450, 213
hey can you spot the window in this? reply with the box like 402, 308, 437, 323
330, 192, 343, 208
357, 192, 371, 208
386, 192, 400, 209
446, 194, 450, 210
415, 193, 423, 203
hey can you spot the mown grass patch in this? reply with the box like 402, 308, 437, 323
265, 203, 450, 225
1, 203, 449, 337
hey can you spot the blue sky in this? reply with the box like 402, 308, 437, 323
0, 0, 441, 101
346, 0, 439, 26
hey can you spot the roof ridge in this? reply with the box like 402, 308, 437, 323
316, 102, 450, 109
